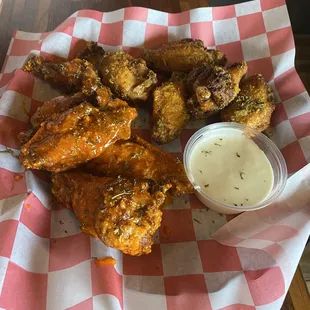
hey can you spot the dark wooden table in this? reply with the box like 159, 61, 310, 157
0, 0, 309, 309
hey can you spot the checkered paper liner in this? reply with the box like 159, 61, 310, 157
0, 0, 310, 309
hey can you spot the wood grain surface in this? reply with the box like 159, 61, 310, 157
0, 1, 309, 309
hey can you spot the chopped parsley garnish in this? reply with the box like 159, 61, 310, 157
234, 187, 239, 190
204, 184, 209, 188
236, 152, 241, 158
240, 172, 245, 180
214, 143, 222, 147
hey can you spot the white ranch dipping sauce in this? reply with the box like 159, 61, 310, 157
189, 130, 274, 208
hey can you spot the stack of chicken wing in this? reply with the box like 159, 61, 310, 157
19, 39, 275, 256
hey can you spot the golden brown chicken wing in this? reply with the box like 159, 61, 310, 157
83, 135, 194, 196
23, 56, 112, 107
19, 102, 137, 172
75, 41, 105, 70
52, 171, 171, 255
152, 81, 190, 144
221, 74, 275, 132
143, 39, 227, 73
99, 50, 157, 102
187, 61, 248, 119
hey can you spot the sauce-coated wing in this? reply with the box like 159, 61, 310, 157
152, 82, 190, 144
221, 74, 275, 132
52, 172, 171, 255
19, 102, 137, 172
99, 50, 157, 102
143, 39, 227, 73
23, 56, 112, 107
187, 61, 248, 119
83, 136, 194, 196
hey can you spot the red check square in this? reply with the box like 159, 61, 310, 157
123, 244, 163, 276
189, 194, 206, 209
164, 275, 211, 310
124, 7, 148, 21
270, 103, 288, 127
213, 6, 236, 20
49, 233, 91, 271
190, 22, 215, 47
91, 260, 123, 307
168, 11, 190, 26
198, 240, 243, 272
244, 267, 285, 305
10, 39, 39, 57
260, 0, 286, 11
290, 113, 310, 139
6, 69, 35, 97
247, 57, 274, 82
67, 298, 93, 310
274, 68, 305, 101
216, 41, 244, 64
0, 220, 18, 258
267, 27, 294, 56
0, 169, 27, 200
281, 141, 307, 174
0, 261, 47, 310
237, 13, 266, 40
77, 10, 103, 22
20, 193, 51, 238
54, 17, 76, 36
251, 225, 298, 242
160, 209, 196, 243
144, 24, 168, 49
99, 22, 123, 46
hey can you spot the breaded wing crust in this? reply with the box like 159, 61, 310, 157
75, 41, 105, 69
52, 172, 171, 255
23, 56, 112, 107
83, 136, 194, 196
99, 50, 157, 102
143, 39, 227, 73
19, 102, 137, 172
152, 82, 190, 144
221, 74, 275, 132
187, 61, 248, 119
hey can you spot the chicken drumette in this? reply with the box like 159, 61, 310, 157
52, 172, 171, 255
187, 61, 248, 119
143, 39, 227, 73
83, 135, 194, 196
23, 56, 112, 107
221, 74, 275, 132
19, 101, 137, 172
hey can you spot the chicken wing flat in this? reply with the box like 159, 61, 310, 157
83, 136, 194, 196
221, 74, 275, 132
143, 39, 227, 73
99, 50, 157, 102
30, 93, 88, 129
152, 81, 190, 144
23, 56, 112, 107
19, 102, 137, 172
187, 61, 248, 119
52, 172, 171, 255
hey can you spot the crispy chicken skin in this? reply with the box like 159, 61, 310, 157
75, 41, 105, 70
187, 61, 248, 119
23, 56, 112, 107
83, 136, 194, 196
99, 50, 157, 102
52, 172, 171, 255
152, 81, 190, 144
221, 74, 275, 132
143, 39, 227, 73
19, 102, 137, 172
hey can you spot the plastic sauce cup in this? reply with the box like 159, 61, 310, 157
183, 123, 287, 214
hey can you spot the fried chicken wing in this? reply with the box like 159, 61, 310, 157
221, 74, 275, 132
83, 136, 194, 196
152, 81, 190, 144
99, 50, 157, 102
52, 172, 171, 255
19, 102, 137, 172
23, 56, 112, 107
143, 39, 227, 73
76, 41, 105, 70
187, 61, 248, 119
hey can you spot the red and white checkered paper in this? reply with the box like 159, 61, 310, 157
0, 0, 310, 309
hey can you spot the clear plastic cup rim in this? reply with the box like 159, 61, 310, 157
183, 122, 288, 212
